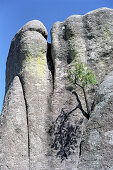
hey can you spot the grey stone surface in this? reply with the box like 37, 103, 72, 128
1, 20, 52, 170
50, 14, 88, 170
78, 71, 113, 170
1, 7, 113, 170
82, 8, 113, 83
50, 7, 113, 170
77, 8, 113, 170
0, 76, 29, 170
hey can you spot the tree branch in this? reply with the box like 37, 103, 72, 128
72, 91, 89, 119
82, 88, 90, 116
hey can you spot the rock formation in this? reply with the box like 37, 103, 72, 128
1, 7, 113, 170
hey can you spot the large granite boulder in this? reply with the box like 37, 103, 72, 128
50, 13, 88, 170
1, 7, 113, 170
77, 8, 113, 170
1, 20, 52, 170
50, 7, 113, 170
0, 76, 29, 170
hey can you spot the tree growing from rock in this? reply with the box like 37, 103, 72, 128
49, 60, 98, 161
68, 60, 98, 118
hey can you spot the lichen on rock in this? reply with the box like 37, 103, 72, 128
1, 7, 113, 170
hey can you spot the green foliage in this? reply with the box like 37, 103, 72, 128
68, 61, 98, 88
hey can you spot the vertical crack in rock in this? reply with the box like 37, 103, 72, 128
79, 141, 82, 158
18, 76, 30, 170
47, 43, 55, 89
79, 140, 84, 158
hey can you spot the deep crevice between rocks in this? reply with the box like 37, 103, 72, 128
18, 75, 30, 170
47, 43, 55, 90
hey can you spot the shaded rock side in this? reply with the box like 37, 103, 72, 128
0, 76, 29, 170
50, 7, 113, 170
1, 20, 52, 170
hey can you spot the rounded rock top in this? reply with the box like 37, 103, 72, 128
85, 7, 113, 15
17, 20, 48, 39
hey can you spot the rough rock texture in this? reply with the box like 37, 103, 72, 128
77, 8, 113, 170
0, 76, 29, 170
50, 8, 113, 169
50, 14, 88, 170
1, 20, 52, 170
1, 7, 113, 170
78, 71, 113, 170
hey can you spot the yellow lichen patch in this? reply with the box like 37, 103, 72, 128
37, 50, 46, 77
25, 48, 47, 78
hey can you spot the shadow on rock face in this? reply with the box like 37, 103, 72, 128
48, 107, 84, 161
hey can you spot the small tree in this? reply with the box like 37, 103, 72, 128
68, 60, 98, 117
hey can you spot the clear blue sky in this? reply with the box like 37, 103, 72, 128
0, 0, 113, 113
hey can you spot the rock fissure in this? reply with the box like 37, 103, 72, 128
47, 43, 55, 90
18, 76, 30, 170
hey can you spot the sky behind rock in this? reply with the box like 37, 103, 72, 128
0, 0, 113, 113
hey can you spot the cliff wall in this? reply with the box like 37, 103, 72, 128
0, 8, 113, 170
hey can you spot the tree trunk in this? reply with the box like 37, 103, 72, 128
82, 88, 90, 116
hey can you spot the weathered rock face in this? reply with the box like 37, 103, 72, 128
78, 71, 113, 170
1, 20, 52, 170
77, 8, 113, 170
50, 7, 113, 170
1, 7, 113, 170
50, 14, 88, 170
0, 76, 29, 170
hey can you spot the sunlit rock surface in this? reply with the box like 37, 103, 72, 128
1, 8, 113, 170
